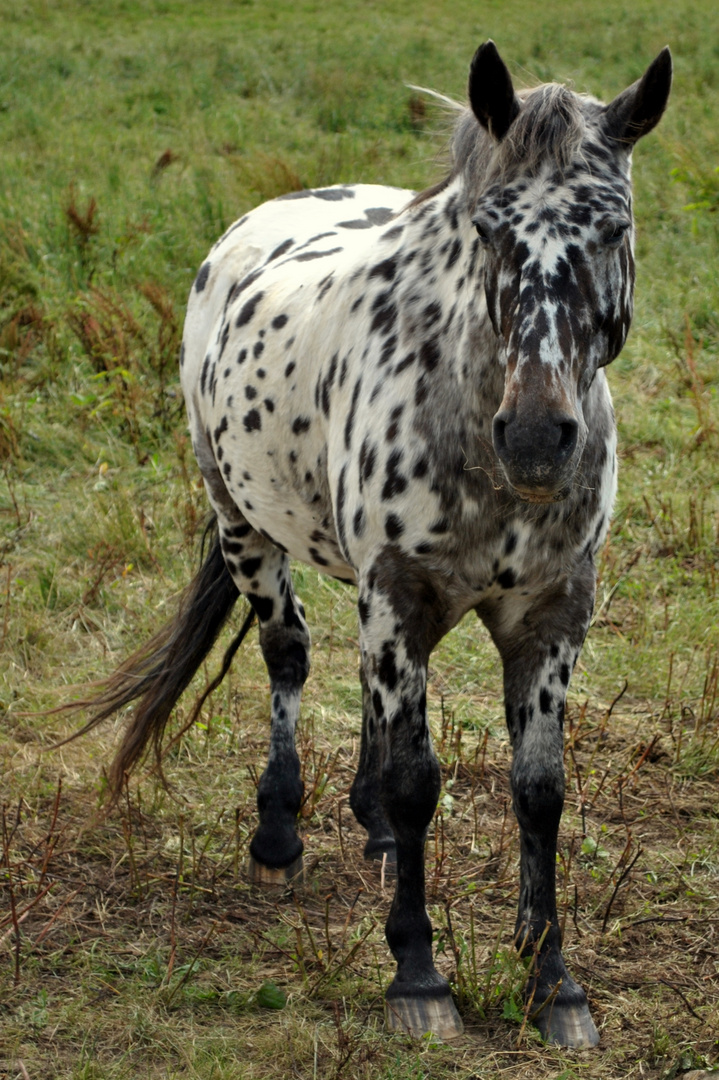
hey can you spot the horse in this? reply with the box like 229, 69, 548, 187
63, 41, 672, 1048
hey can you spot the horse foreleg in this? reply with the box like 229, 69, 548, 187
489, 564, 599, 1048
360, 568, 462, 1040
348, 663, 396, 865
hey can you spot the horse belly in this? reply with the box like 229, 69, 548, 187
218, 419, 353, 580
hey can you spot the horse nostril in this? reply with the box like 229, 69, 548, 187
492, 415, 508, 456
557, 420, 578, 458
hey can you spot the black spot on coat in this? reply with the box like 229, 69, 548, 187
353, 507, 365, 537
384, 513, 404, 540
497, 568, 516, 589
368, 257, 397, 282
236, 292, 264, 328
194, 262, 211, 292
244, 409, 262, 432
267, 239, 294, 262
240, 557, 263, 578
248, 593, 274, 622
344, 378, 362, 450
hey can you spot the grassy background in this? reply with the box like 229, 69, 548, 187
1, 1, 718, 1077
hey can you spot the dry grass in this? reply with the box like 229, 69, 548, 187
2, 597, 719, 1077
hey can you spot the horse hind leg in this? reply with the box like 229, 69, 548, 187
215, 512, 310, 886
349, 664, 396, 866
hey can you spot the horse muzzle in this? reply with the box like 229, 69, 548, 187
492, 408, 583, 502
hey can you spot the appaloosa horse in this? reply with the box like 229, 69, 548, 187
68, 41, 672, 1047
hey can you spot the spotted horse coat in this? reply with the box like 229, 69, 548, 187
70, 41, 672, 1048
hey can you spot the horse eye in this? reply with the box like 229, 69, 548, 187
603, 222, 630, 246
472, 218, 492, 245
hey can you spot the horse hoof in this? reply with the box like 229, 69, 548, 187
533, 998, 599, 1048
385, 993, 464, 1040
247, 853, 304, 886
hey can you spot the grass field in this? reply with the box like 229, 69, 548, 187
1, 1, 718, 1077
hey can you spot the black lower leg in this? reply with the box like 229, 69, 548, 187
349, 665, 395, 861
489, 564, 598, 1046
512, 759, 568, 994
249, 622, 309, 872
510, 730, 598, 1046
382, 744, 447, 1000
356, 559, 462, 1038
249, 737, 304, 870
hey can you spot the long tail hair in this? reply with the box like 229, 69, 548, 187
54, 517, 254, 800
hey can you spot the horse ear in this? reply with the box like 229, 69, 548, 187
468, 40, 521, 141
603, 47, 672, 146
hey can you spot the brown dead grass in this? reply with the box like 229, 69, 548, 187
2, 664, 718, 1079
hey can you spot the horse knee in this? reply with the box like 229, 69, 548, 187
381, 749, 441, 838
511, 758, 564, 836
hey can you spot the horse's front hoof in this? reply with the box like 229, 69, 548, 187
247, 852, 304, 886
532, 997, 599, 1048
385, 991, 464, 1041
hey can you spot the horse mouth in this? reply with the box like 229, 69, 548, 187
509, 483, 571, 505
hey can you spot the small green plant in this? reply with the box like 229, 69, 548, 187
671, 162, 719, 214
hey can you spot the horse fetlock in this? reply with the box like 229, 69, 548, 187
249, 819, 303, 871
522, 942, 584, 1009
385, 895, 433, 968
252, 751, 304, 870
384, 943, 462, 1040
514, 913, 562, 958
256, 758, 303, 816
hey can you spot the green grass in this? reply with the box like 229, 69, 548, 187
1, 1, 719, 1077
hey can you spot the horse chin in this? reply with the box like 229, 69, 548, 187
498, 459, 578, 505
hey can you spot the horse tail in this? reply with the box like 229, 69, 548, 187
55, 516, 255, 801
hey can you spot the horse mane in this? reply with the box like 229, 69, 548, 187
493, 84, 587, 177
410, 82, 589, 209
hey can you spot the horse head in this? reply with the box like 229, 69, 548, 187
466, 41, 671, 502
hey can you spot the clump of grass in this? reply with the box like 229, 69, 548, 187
64, 185, 100, 251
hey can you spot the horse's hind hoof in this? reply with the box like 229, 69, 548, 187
385, 991, 464, 1041
247, 853, 304, 887
533, 998, 599, 1048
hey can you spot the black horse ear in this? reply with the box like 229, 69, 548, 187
468, 40, 521, 141
603, 47, 672, 146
